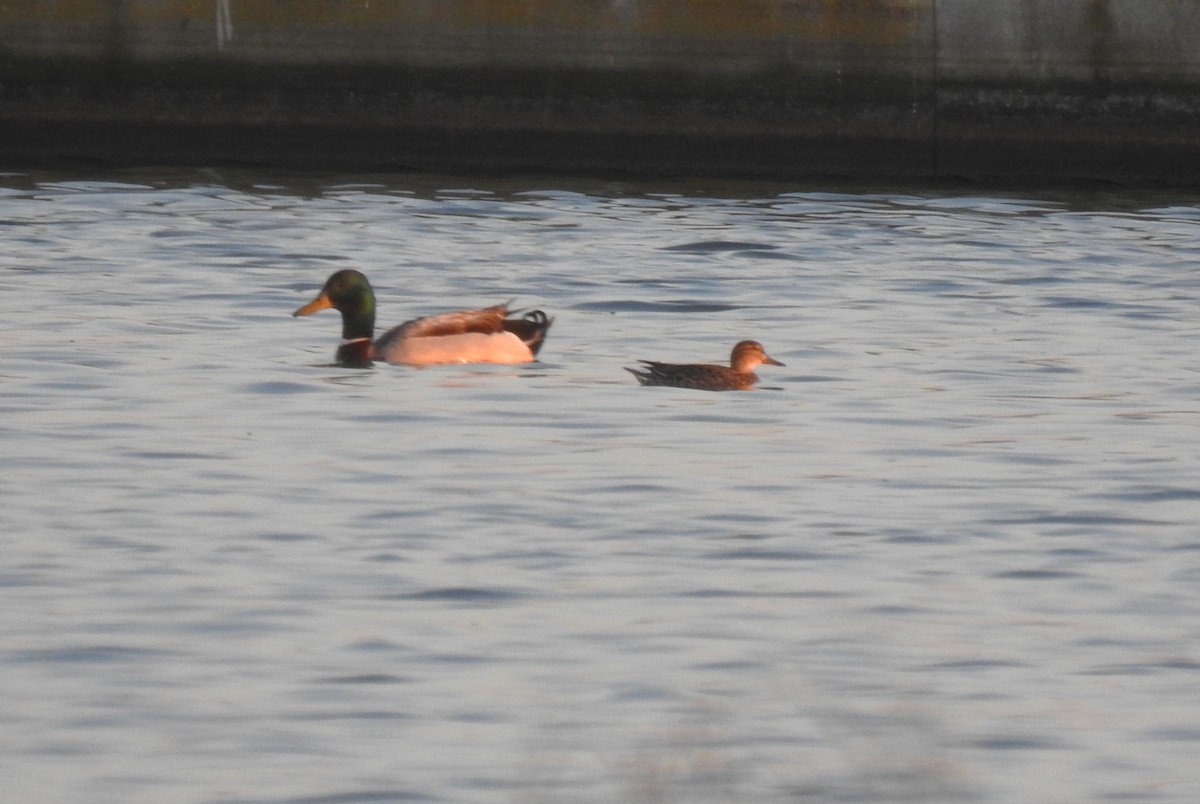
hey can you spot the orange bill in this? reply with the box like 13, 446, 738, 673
293, 292, 333, 317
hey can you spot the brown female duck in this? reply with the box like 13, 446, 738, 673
626, 340, 784, 391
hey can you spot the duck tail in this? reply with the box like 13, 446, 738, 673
624, 366, 653, 385
504, 310, 554, 356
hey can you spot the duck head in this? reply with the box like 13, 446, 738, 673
730, 340, 785, 373
294, 269, 376, 341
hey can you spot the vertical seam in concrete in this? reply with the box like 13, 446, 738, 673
217, 0, 234, 51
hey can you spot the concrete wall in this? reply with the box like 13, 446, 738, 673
938, 1, 1200, 82
1, 1, 1198, 184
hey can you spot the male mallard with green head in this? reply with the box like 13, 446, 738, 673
294, 269, 552, 367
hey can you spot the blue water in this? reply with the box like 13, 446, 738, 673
2, 170, 1199, 803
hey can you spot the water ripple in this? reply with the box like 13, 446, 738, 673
3, 171, 1199, 804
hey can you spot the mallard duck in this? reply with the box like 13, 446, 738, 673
626, 340, 784, 391
293, 269, 552, 367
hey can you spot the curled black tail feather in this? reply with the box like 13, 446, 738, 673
503, 310, 553, 357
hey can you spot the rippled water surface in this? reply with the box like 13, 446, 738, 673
2, 170, 1199, 803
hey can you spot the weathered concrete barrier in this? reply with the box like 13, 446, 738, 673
1, 1, 1198, 184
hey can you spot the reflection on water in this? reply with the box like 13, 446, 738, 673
2, 170, 1199, 803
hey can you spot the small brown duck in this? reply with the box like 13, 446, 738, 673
626, 340, 785, 391
294, 269, 552, 367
